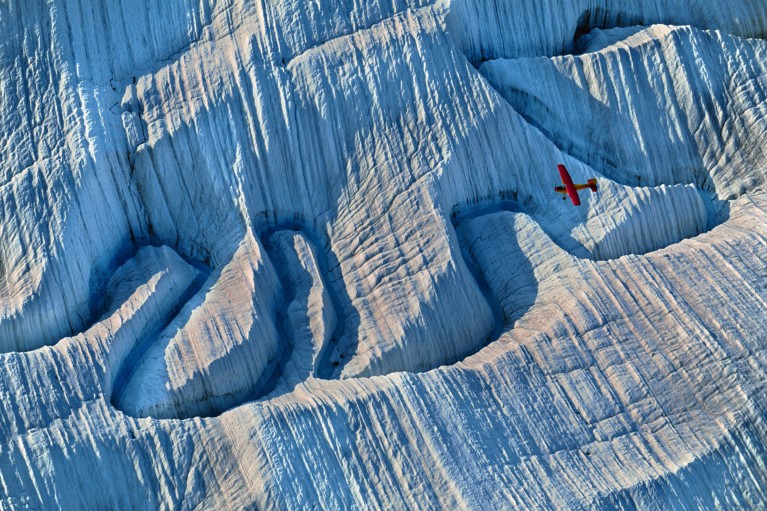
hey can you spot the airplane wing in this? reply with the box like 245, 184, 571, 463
558, 164, 581, 206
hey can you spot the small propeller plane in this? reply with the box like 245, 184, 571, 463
554, 164, 598, 206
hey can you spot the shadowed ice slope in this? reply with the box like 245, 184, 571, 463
3, 0, 767, 507
447, 0, 767, 62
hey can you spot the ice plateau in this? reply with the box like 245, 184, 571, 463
2, 0, 767, 508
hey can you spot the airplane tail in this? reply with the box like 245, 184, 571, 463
588, 178, 598, 192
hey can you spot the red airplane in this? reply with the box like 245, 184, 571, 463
554, 164, 598, 206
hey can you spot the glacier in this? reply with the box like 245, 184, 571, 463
2, 0, 767, 508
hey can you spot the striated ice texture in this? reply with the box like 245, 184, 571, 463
2, 0, 767, 508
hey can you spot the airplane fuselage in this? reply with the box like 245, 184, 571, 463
555, 164, 598, 205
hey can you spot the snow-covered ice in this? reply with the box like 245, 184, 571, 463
3, 0, 767, 508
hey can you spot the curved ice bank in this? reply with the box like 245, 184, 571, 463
481, 24, 767, 200
447, 0, 767, 62
111, 233, 284, 419
100, 246, 202, 396
261, 229, 339, 391
547, 182, 710, 261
